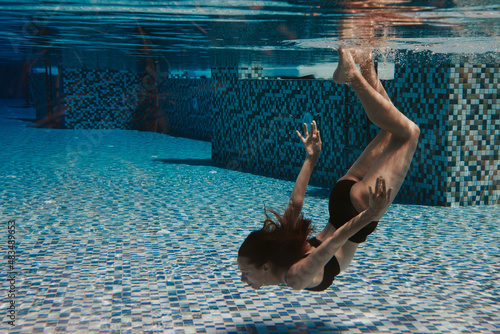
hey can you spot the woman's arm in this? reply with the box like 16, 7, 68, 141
285, 121, 322, 223
286, 154, 318, 220
286, 176, 392, 290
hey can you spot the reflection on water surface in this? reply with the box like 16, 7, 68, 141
1, 0, 499, 67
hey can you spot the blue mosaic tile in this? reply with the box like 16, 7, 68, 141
211, 53, 500, 207
61, 68, 212, 141
1, 100, 499, 333
26, 51, 500, 207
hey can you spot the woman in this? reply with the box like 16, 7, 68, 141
238, 48, 420, 291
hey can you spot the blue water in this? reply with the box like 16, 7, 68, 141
1, 1, 500, 66
1, 1, 500, 332
1, 99, 499, 333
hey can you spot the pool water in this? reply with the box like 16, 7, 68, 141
1, 99, 498, 333
1, 1, 500, 332
1, 1, 500, 66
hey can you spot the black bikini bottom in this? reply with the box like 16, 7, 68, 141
329, 179, 378, 243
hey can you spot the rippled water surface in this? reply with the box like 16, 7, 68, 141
1, 0, 500, 66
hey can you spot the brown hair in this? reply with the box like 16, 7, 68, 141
238, 208, 313, 271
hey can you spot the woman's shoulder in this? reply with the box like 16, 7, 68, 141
286, 253, 326, 291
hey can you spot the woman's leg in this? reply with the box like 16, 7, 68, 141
323, 50, 388, 267
335, 48, 420, 211
352, 49, 390, 101
338, 49, 391, 182
322, 48, 418, 271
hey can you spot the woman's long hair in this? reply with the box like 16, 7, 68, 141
238, 208, 313, 271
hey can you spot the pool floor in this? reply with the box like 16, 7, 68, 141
1, 100, 499, 333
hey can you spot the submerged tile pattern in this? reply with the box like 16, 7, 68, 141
31, 53, 499, 206
211, 67, 350, 185
159, 78, 212, 141
386, 60, 500, 206
383, 63, 452, 206
211, 55, 500, 206
1, 100, 499, 333
62, 69, 212, 141
445, 63, 500, 206
63, 68, 141, 130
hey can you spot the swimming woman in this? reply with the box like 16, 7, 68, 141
238, 48, 420, 291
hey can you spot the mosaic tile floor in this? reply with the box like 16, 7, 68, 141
1, 100, 499, 333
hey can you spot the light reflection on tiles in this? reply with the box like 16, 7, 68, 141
0, 100, 499, 333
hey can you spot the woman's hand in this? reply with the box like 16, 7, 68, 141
296, 120, 322, 158
366, 176, 392, 219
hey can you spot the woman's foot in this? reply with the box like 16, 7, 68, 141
333, 48, 360, 85
351, 48, 373, 67
350, 48, 391, 100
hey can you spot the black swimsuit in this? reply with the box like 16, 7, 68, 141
304, 179, 379, 292
329, 179, 378, 244
303, 237, 341, 292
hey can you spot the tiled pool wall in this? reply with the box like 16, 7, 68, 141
212, 55, 500, 207
28, 67, 212, 141
27, 52, 499, 206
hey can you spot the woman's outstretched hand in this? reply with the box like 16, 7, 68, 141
296, 120, 322, 158
366, 176, 392, 219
